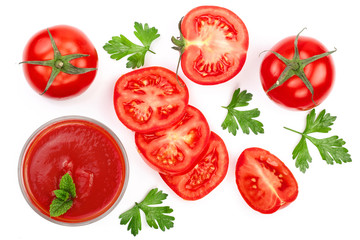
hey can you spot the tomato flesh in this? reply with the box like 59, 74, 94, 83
114, 67, 189, 132
235, 148, 298, 214
260, 35, 335, 110
180, 6, 249, 85
135, 105, 210, 175
22, 25, 98, 99
161, 132, 228, 200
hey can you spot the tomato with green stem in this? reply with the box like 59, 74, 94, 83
260, 28, 336, 110
172, 5, 249, 85
22, 25, 98, 99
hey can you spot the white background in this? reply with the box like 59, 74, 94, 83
1, 0, 359, 239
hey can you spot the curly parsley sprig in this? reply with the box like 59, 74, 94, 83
119, 188, 175, 236
221, 88, 264, 136
284, 109, 352, 173
103, 22, 160, 69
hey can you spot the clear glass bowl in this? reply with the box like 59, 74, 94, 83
18, 116, 129, 226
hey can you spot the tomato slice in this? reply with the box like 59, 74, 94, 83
135, 105, 210, 175
179, 6, 249, 85
160, 132, 229, 200
235, 148, 298, 214
114, 67, 189, 132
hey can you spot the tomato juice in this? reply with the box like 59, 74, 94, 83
19, 116, 128, 225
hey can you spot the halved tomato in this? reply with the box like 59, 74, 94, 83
160, 132, 229, 200
135, 105, 210, 175
235, 148, 298, 214
114, 66, 189, 132
172, 5, 249, 85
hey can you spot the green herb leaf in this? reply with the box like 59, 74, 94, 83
292, 136, 312, 173
304, 109, 337, 134
221, 88, 264, 136
119, 205, 142, 236
59, 173, 76, 198
49, 173, 76, 217
103, 22, 160, 69
50, 198, 73, 217
285, 109, 352, 173
119, 188, 174, 236
53, 189, 70, 201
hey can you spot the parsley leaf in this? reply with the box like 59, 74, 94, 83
103, 22, 160, 69
221, 88, 264, 136
49, 173, 76, 217
119, 188, 175, 236
285, 109, 352, 173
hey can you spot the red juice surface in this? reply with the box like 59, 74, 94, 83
20, 118, 127, 224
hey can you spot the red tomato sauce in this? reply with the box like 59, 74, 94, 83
19, 117, 128, 224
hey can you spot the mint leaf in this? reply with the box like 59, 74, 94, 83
222, 88, 264, 136
50, 198, 73, 217
54, 189, 70, 201
103, 22, 159, 69
119, 188, 174, 236
285, 109, 352, 173
59, 173, 76, 198
49, 173, 76, 217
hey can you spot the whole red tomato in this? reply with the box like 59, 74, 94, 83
260, 29, 336, 110
22, 25, 98, 99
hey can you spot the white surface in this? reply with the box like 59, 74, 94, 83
1, 0, 359, 239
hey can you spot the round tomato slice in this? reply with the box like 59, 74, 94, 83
235, 148, 298, 214
22, 25, 98, 99
114, 67, 189, 132
160, 132, 229, 200
172, 5, 249, 85
135, 105, 210, 175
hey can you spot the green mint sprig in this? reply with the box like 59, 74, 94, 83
103, 22, 160, 69
221, 88, 264, 136
49, 173, 76, 217
284, 109, 352, 173
119, 188, 175, 236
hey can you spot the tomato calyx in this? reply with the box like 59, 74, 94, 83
21, 29, 97, 95
264, 28, 336, 106
171, 18, 186, 87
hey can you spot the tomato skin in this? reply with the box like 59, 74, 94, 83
22, 25, 98, 99
160, 132, 229, 200
235, 148, 298, 214
135, 105, 210, 175
179, 5, 249, 85
114, 66, 189, 133
260, 36, 335, 110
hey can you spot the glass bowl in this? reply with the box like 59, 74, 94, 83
18, 116, 129, 226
